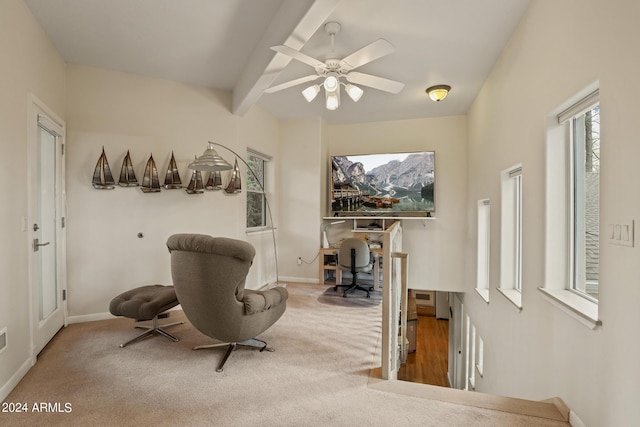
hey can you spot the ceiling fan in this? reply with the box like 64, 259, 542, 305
265, 22, 405, 110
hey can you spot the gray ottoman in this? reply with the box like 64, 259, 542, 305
109, 284, 183, 348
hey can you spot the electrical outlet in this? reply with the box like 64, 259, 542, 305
297, 257, 302, 265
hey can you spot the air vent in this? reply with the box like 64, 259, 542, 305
0, 327, 6, 353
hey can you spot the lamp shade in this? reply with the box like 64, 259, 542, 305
345, 84, 364, 102
302, 84, 320, 102
188, 142, 233, 171
426, 85, 451, 102
326, 90, 340, 110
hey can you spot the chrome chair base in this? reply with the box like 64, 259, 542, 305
193, 338, 273, 372
120, 315, 184, 348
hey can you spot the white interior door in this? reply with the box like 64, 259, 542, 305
30, 97, 66, 356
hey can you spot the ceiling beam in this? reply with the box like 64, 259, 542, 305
231, 0, 338, 117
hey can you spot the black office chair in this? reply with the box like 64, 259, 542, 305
334, 238, 374, 298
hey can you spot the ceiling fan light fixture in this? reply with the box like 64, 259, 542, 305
345, 84, 364, 102
301, 84, 320, 102
426, 85, 451, 102
325, 89, 340, 110
324, 75, 339, 92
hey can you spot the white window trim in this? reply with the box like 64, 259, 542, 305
499, 165, 523, 310
542, 85, 601, 329
538, 288, 600, 329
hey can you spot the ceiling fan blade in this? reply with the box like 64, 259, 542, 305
346, 72, 405, 94
340, 39, 395, 71
271, 45, 325, 70
264, 75, 321, 93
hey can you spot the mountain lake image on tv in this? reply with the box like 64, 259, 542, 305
331, 152, 435, 216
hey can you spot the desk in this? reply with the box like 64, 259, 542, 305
319, 246, 382, 289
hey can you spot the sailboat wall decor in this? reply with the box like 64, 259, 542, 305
118, 150, 139, 187
224, 158, 242, 194
205, 170, 222, 190
163, 151, 182, 189
186, 157, 204, 194
141, 154, 161, 193
92, 147, 116, 189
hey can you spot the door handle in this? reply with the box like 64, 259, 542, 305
33, 238, 50, 252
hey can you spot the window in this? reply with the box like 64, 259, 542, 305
569, 104, 600, 301
541, 88, 600, 328
499, 165, 523, 309
246, 150, 268, 229
475, 199, 491, 302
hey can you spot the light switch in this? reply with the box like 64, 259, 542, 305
609, 220, 634, 247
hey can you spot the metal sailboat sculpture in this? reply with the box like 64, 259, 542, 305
205, 170, 222, 190
92, 147, 116, 189
163, 151, 182, 189
224, 158, 242, 194
186, 156, 204, 194
118, 150, 138, 187
141, 154, 161, 193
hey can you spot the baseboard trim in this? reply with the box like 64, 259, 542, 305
68, 305, 183, 324
278, 276, 319, 285
0, 357, 33, 402
569, 410, 586, 427
68, 312, 113, 324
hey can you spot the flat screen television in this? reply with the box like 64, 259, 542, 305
330, 151, 435, 216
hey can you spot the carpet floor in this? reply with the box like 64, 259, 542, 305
1, 283, 568, 426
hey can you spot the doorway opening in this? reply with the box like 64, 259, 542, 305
398, 290, 450, 387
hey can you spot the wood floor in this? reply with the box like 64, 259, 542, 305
397, 307, 450, 387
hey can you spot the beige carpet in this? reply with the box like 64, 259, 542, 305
1, 283, 568, 426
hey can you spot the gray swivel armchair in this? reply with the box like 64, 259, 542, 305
167, 234, 288, 372
334, 237, 374, 298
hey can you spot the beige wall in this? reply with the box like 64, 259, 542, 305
65, 65, 281, 319
465, 0, 640, 425
276, 118, 324, 282
325, 116, 468, 291
0, 0, 66, 398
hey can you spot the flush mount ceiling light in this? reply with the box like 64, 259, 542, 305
426, 85, 451, 102
265, 21, 405, 110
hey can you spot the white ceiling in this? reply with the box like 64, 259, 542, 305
24, 0, 530, 125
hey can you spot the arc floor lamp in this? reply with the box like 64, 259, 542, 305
189, 141, 281, 286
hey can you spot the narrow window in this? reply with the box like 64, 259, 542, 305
570, 104, 600, 301
475, 199, 491, 302
541, 88, 600, 327
499, 165, 523, 308
246, 151, 268, 229
513, 170, 522, 292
